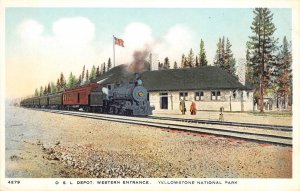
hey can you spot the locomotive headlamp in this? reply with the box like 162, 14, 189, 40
137, 79, 143, 85
138, 92, 144, 97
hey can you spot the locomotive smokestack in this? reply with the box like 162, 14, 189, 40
135, 73, 141, 80
134, 73, 142, 86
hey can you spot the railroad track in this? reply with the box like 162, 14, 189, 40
27, 108, 292, 147
145, 116, 292, 132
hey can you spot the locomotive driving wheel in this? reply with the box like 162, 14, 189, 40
119, 108, 125, 115
113, 107, 119, 115
108, 106, 114, 114
126, 110, 133, 116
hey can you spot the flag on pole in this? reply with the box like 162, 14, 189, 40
114, 36, 124, 47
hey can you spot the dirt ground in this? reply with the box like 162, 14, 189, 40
5, 106, 292, 178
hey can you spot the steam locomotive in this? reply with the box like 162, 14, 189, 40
20, 73, 152, 116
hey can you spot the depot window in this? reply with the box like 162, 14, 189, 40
179, 92, 188, 100
195, 91, 204, 101
233, 90, 237, 99
211, 90, 221, 100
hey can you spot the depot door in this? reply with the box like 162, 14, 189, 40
160, 92, 168, 109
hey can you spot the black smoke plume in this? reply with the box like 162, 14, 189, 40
127, 48, 150, 74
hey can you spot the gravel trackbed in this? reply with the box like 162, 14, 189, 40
5, 106, 292, 178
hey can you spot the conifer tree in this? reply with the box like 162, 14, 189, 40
183, 57, 188, 68
214, 38, 224, 67
51, 82, 57, 93
34, 88, 39, 96
82, 65, 85, 82
103, 63, 106, 74
56, 78, 61, 91
40, 86, 43, 96
173, 61, 178, 69
68, 72, 77, 88
96, 66, 100, 77
275, 36, 292, 109
248, 8, 277, 112
187, 48, 195, 67
44, 86, 47, 95
214, 37, 236, 75
181, 54, 185, 68
47, 83, 51, 94
195, 56, 199, 67
78, 74, 82, 86
221, 36, 225, 63
224, 38, 236, 75
60, 73, 66, 90
157, 62, 161, 70
199, 39, 208, 66
90, 65, 97, 81
107, 58, 112, 71
245, 42, 257, 85
163, 57, 170, 69
85, 70, 89, 82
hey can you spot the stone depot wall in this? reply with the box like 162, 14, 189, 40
149, 90, 254, 112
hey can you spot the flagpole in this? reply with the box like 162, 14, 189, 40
113, 35, 115, 68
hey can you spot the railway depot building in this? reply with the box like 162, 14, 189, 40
96, 65, 254, 112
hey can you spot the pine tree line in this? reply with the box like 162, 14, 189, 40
155, 38, 235, 73
34, 57, 113, 96
157, 37, 234, 71
158, 39, 208, 70
155, 37, 235, 71
158, 57, 170, 70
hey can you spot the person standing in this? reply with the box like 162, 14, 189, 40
179, 98, 186, 115
190, 101, 197, 115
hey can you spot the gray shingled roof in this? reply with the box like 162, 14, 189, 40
94, 64, 250, 91
94, 64, 135, 85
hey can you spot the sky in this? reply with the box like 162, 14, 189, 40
5, 8, 291, 99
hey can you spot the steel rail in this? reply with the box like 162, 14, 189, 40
145, 116, 292, 131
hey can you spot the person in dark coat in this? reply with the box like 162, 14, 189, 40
179, 98, 186, 115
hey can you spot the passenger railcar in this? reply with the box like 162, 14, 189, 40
32, 97, 40, 108
39, 95, 49, 108
20, 98, 33, 107
48, 93, 63, 109
62, 83, 98, 111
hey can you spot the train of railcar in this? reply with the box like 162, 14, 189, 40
20, 74, 152, 116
